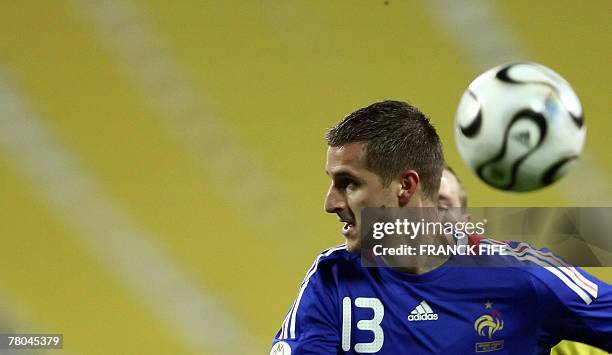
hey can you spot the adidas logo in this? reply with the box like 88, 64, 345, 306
407, 300, 439, 321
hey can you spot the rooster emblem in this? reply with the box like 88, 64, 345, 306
474, 313, 504, 339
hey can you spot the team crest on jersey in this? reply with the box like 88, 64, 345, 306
473, 301, 504, 352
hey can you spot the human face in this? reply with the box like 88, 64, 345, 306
438, 169, 464, 211
324, 142, 399, 252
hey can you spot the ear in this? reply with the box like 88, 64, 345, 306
398, 170, 419, 206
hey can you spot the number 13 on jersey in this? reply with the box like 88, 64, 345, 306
342, 297, 384, 353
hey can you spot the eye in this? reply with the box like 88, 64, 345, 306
336, 178, 359, 191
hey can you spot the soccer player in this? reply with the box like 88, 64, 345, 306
271, 100, 612, 354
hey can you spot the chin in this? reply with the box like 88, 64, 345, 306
345, 239, 361, 253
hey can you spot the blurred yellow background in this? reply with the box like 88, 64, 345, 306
0, 1, 610, 354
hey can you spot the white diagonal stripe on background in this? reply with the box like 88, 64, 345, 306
0, 70, 255, 354
423, 0, 611, 206
424, 0, 523, 69
70, 0, 295, 229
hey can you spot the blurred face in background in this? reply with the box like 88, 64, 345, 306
438, 168, 465, 211
324, 142, 401, 252
438, 168, 469, 228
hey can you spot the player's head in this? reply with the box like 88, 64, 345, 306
324, 100, 444, 252
439, 164, 468, 212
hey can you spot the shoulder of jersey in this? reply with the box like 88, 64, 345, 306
469, 236, 560, 265
314, 244, 353, 266
302, 244, 353, 278
469, 235, 599, 304
276, 244, 352, 342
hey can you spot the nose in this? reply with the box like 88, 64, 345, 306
324, 185, 346, 214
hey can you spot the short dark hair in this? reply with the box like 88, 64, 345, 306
443, 164, 468, 208
326, 100, 444, 199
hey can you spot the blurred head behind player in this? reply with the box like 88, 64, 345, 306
438, 165, 470, 244
439, 164, 468, 218
324, 100, 444, 252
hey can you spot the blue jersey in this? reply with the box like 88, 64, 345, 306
271, 238, 612, 354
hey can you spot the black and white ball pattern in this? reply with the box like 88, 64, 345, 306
455, 62, 586, 192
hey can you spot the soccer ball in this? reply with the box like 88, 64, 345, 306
454, 62, 586, 192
